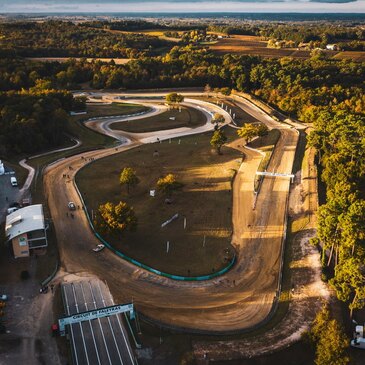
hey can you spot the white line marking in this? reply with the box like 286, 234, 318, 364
63, 284, 80, 365
96, 281, 125, 364
71, 283, 91, 365
80, 282, 102, 365
88, 282, 113, 365
103, 282, 135, 365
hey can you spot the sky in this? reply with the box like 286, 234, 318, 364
0, 0, 365, 13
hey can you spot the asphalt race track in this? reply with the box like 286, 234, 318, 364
62, 280, 135, 365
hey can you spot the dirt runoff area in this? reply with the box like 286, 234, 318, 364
192, 144, 330, 362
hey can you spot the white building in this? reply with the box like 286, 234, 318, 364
5, 204, 48, 258
0, 160, 4, 175
326, 44, 338, 51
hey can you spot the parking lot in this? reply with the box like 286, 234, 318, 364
61, 279, 136, 365
0, 169, 19, 223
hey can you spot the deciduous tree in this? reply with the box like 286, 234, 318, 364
212, 112, 225, 125
210, 129, 227, 154
237, 123, 259, 143
97, 201, 137, 234
166, 92, 184, 107
308, 304, 350, 365
120, 167, 139, 194
157, 174, 183, 197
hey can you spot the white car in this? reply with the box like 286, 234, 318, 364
0, 295, 8, 301
7, 207, 19, 215
92, 244, 105, 252
68, 202, 76, 210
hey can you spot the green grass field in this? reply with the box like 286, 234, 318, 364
28, 103, 148, 203
110, 105, 205, 133
76, 129, 243, 276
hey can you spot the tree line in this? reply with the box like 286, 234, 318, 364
309, 109, 365, 316
0, 21, 171, 59
1, 45, 363, 119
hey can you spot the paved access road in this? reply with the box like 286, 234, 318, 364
0, 171, 19, 222
62, 280, 135, 365
44, 92, 299, 333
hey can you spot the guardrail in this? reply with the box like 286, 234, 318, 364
73, 170, 235, 282
40, 260, 59, 287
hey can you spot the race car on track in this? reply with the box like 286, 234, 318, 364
92, 244, 105, 252
68, 202, 76, 210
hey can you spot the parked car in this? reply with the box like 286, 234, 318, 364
0, 295, 8, 301
39, 286, 48, 294
7, 207, 19, 215
51, 323, 59, 337
68, 201, 76, 210
92, 244, 105, 252
22, 198, 30, 206
10, 177, 18, 187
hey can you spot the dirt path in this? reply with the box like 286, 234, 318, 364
192, 134, 329, 361
43, 94, 298, 333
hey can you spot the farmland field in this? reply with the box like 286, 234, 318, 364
104, 28, 182, 42
26, 57, 130, 64
332, 51, 365, 61
210, 35, 313, 59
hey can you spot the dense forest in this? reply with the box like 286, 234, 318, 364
0, 21, 171, 58
309, 110, 365, 316
0, 90, 83, 155
0, 20, 364, 316
1, 44, 363, 117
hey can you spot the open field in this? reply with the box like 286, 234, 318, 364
103, 28, 182, 42
76, 129, 242, 276
210, 35, 311, 59
210, 34, 365, 61
26, 57, 130, 64
332, 51, 365, 61
110, 105, 205, 133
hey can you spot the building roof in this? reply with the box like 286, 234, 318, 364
5, 204, 45, 241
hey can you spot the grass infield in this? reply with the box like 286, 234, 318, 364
76, 129, 242, 276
